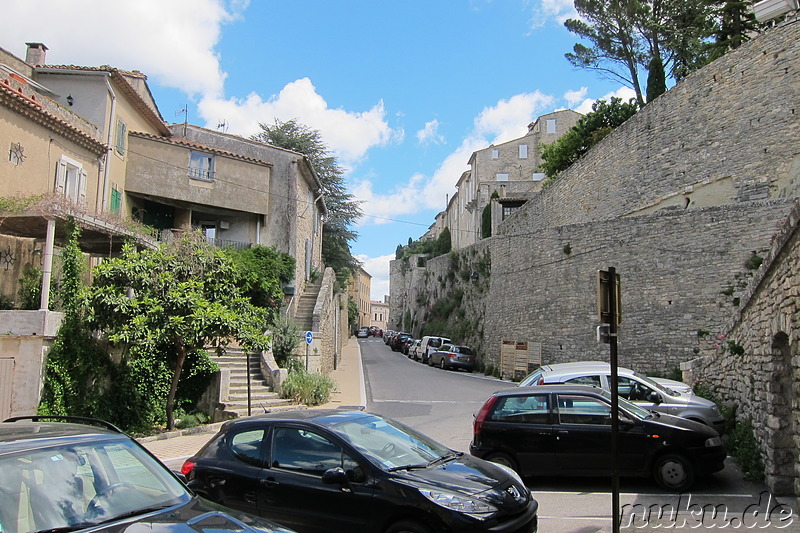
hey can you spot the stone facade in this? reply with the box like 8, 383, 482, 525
685, 201, 800, 499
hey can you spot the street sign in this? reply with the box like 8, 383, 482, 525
597, 270, 622, 324
305, 331, 313, 344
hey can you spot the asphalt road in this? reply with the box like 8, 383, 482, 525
359, 337, 798, 532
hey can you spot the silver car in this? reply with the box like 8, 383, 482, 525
519, 361, 725, 434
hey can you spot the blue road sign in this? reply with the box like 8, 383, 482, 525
305, 331, 313, 344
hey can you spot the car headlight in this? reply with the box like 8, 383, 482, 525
706, 436, 723, 447
419, 488, 497, 518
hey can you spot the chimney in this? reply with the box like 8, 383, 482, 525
25, 42, 48, 65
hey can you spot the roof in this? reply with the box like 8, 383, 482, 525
0, 420, 123, 453
35, 64, 171, 136
0, 75, 105, 155
130, 131, 273, 167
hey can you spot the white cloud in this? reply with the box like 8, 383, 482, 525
1, 0, 236, 99
197, 78, 400, 167
574, 86, 638, 114
416, 119, 445, 145
353, 91, 555, 221
564, 87, 589, 108
0, 0, 399, 169
355, 253, 395, 301
528, 0, 578, 29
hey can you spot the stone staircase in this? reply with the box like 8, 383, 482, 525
214, 348, 296, 417
293, 277, 323, 332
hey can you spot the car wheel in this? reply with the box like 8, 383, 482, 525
440, 358, 447, 370
485, 452, 519, 473
653, 453, 695, 491
385, 520, 433, 533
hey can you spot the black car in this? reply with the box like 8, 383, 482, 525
182, 409, 538, 533
390, 332, 412, 352
0, 416, 294, 533
470, 385, 726, 491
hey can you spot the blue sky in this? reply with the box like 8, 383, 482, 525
2, 0, 634, 300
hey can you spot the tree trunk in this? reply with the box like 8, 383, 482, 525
166, 339, 188, 430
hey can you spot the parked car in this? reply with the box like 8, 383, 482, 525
356, 327, 370, 338
419, 335, 451, 364
407, 339, 422, 359
0, 416, 295, 533
401, 337, 415, 355
470, 385, 726, 491
383, 330, 395, 344
518, 361, 724, 434
182, 409, 538, 533
429, 344, 476, 372
391, 332, 412, 352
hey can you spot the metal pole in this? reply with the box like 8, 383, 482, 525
247, 350, 252, 417
608, 266, 620, 533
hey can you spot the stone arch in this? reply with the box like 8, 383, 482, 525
767, 331, 796, 495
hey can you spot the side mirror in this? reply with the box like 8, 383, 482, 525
648, 391, 662, 404
322, 467, 349, 485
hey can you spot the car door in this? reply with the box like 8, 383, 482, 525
258, 425, 374, 533
553, 393, 647, 476
484, 393, 557, 476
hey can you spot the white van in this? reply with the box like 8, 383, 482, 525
418, 336, 451, 364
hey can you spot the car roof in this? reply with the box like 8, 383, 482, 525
493, 384, 609, 398
219, 409, 376, 431
0, 419, 125, 454
542, 361, 636, 376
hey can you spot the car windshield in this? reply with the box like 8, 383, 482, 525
605, 391, 654, 419
0, 436, 190, 533
633, 372, 677, 396
331, 415, 452, 472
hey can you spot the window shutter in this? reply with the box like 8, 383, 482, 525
54, 160, 67, 193
79, 169, 88, 202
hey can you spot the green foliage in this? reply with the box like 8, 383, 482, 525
727, 417, 765, 481
39, 223, 111, 420
17, 265, 43, 310
705, 0, 758, 61
726, 340, 745, 356
395, 244, 404, 260
280, 368, 337, 405
745, 252, 763, 271
646, 55, 667, 103
540, 97, 639, 179
435, 227, 452, 256
271, 313, 301, 367
226, 245, 295, 312
87, 232, 270, 430
348, 298, 358, 332
481, 203, 492, 239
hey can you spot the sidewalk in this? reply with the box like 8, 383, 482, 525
139, 337, 365, 467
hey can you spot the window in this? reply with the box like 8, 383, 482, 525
565, 375, 602, 387
491, 149, 499, 159
189, 151, 215, 181
110, 186, 122, 213
272, 428, 361, 479
532, 172, 546, 182
546, 119, 557, 134
54, 156, 87, 203
490, 394, 551, 424
115, 118, 127, 155
617, 377, 653, 401
496, 173, 509, 181
557, 395, 611, 425
518, 144, 528, 159
230, 429, 265, 466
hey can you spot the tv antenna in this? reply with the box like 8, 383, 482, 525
175, 105, 188, 124
217, 119, 228, 132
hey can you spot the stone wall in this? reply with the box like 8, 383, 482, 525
486, 200, 794, 374
684, 201, 800, 498
510, 22, 800, 231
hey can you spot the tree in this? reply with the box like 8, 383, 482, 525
646, 55, 667, 102
565, 0, 649, 107
226, 245, 295, 312
252, 119, 362, 289
540, 97, 639, 178
434, 227, 452, 256
705, 0, 758, 61
88, 233, 269, 430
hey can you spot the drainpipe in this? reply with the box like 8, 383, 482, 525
39, 218, 55, 310
101, 74, 116, 212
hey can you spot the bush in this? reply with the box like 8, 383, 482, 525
280, 369, 337, 406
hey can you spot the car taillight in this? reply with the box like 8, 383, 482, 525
537, 377, 545, 385
474, 396, 499, 438
180, 460, 195, 476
